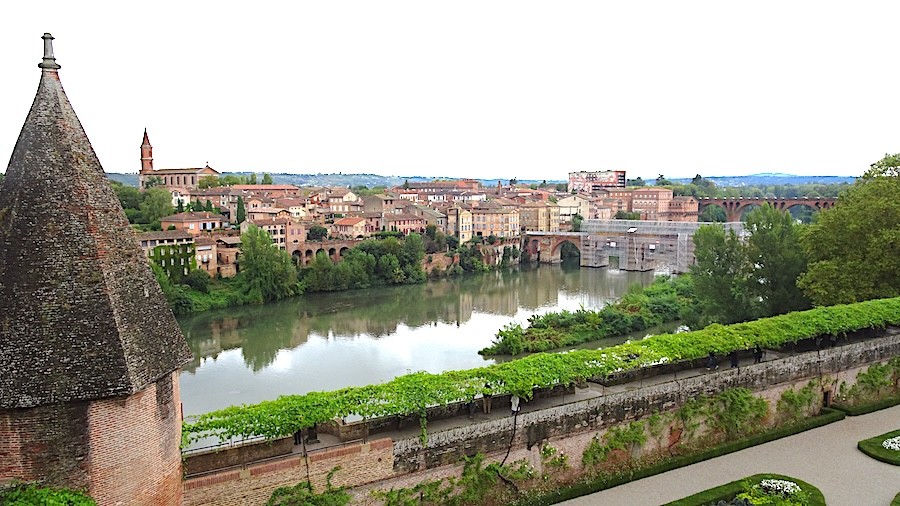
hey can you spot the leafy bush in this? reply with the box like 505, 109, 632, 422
857, 428, 900, 466
481, 275, 699, 355
662, 474, 824, 506
0, 484, 95, 506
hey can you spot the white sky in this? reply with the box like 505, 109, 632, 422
1, 1, 898, 180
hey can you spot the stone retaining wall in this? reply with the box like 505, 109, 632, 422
392, 330, 900, 472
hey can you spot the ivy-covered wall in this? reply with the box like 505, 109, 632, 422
391, 330, 900, 472
149, 243, 196, 279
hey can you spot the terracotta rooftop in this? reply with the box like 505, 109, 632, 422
136, 230, 195, 242
334, 217, 366, 226
0, 34, 192, 409
161, 211, 228, 222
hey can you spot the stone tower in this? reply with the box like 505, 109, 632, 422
0, 34, 193, 505
140, 128, 154, 173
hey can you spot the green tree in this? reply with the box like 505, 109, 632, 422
743, 204, 810, 316
690, 225, 754, 325
110, 180, 143, 213
798, 154, 900, 305
236, 196, 247, 224
175, 200, 184, 213
307, 225, 328, 241
656, 174, 672, 186
698, 205, 726, 222
628, 177, 645, 187
144, 175, 163, 189
614, 210, 642, 220
198, 175, 221, 188
262, 173, 274, 185
139, 187, 174, 225
205, 199, 214, 212
238, 225, 301, 303
249, 173, 258, 185
571, 213, 583, 232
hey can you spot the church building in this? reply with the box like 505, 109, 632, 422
138, 129, 219, 192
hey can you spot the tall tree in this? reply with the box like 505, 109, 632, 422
249, 173, 258, 185
798, 154, 900, 305
139, 187, 174, 225
175, 200, 184, 213
236, 196, 247, 224
198, 175, 221, 188
205, 199, 214, 212
743, 205, 809, 316
689, 225, 754, 325
262, 173, 274, 185
238, 225, 301, 303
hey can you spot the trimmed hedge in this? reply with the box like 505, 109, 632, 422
511, 408, 845, 506
892, 491, 900, 506
857, 428, 900, 466
184, 296, 899, 445
661, 473, 825, 506
832, 395, 900, 416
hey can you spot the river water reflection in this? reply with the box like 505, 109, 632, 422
178, 265, 655, 417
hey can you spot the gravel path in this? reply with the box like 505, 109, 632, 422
560, 404, 900, 506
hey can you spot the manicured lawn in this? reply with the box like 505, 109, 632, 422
892, 491, 900, 506
857, 428, 900, 466
662, 473, 825, 506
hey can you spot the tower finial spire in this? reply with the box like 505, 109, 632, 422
38, 33, 61, 71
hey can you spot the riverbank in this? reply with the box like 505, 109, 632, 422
479, 274, 697, 356
160, 236, 524, 315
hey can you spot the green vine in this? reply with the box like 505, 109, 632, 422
777, 382, 817, 425
183, 297, 900, 446
836, 357, 900, 407
704, 388, 769, 440
582, 421, 647, 467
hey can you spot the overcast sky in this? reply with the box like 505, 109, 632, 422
2, 1, 898, 181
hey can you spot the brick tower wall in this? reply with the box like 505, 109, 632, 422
0, 372, 184, 506
86, 372, 184, 506
0, 403, 92, 489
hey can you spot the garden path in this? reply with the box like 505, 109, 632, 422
559, 404, 900, 506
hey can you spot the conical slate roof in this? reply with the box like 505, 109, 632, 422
0, 34, 192, 409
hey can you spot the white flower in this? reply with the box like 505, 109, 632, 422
882, 436, 900, 451
758, 479, 801, 496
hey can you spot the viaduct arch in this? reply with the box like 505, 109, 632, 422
698, 197, 836, 222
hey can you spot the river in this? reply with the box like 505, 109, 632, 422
178, 265, 657, 418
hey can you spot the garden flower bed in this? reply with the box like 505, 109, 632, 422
857, 428, 900, 466
661, 473, 825, 506
510, 409, 844, 506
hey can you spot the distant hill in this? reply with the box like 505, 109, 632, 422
104, 172, 564, 189
106, 172, 139, 187
105, 171, 855, 190
671, 173, 856, 187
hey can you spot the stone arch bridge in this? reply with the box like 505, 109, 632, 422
526, 220, 746, 273
288, 239, 362, 266
699, 197, 836, 222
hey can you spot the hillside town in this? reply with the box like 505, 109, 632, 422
135, 131, 700, 277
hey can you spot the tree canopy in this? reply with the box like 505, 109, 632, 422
238, 225, 302, 303
798, 154, 900, 305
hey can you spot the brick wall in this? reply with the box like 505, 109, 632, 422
181, 332, 899, 503
184, 437, 293, 476
1, 372, 184, 506
86, 372, 184, 506
0, 403, 91, 488
392, 331, 900, 472
183, 438, 394, 506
